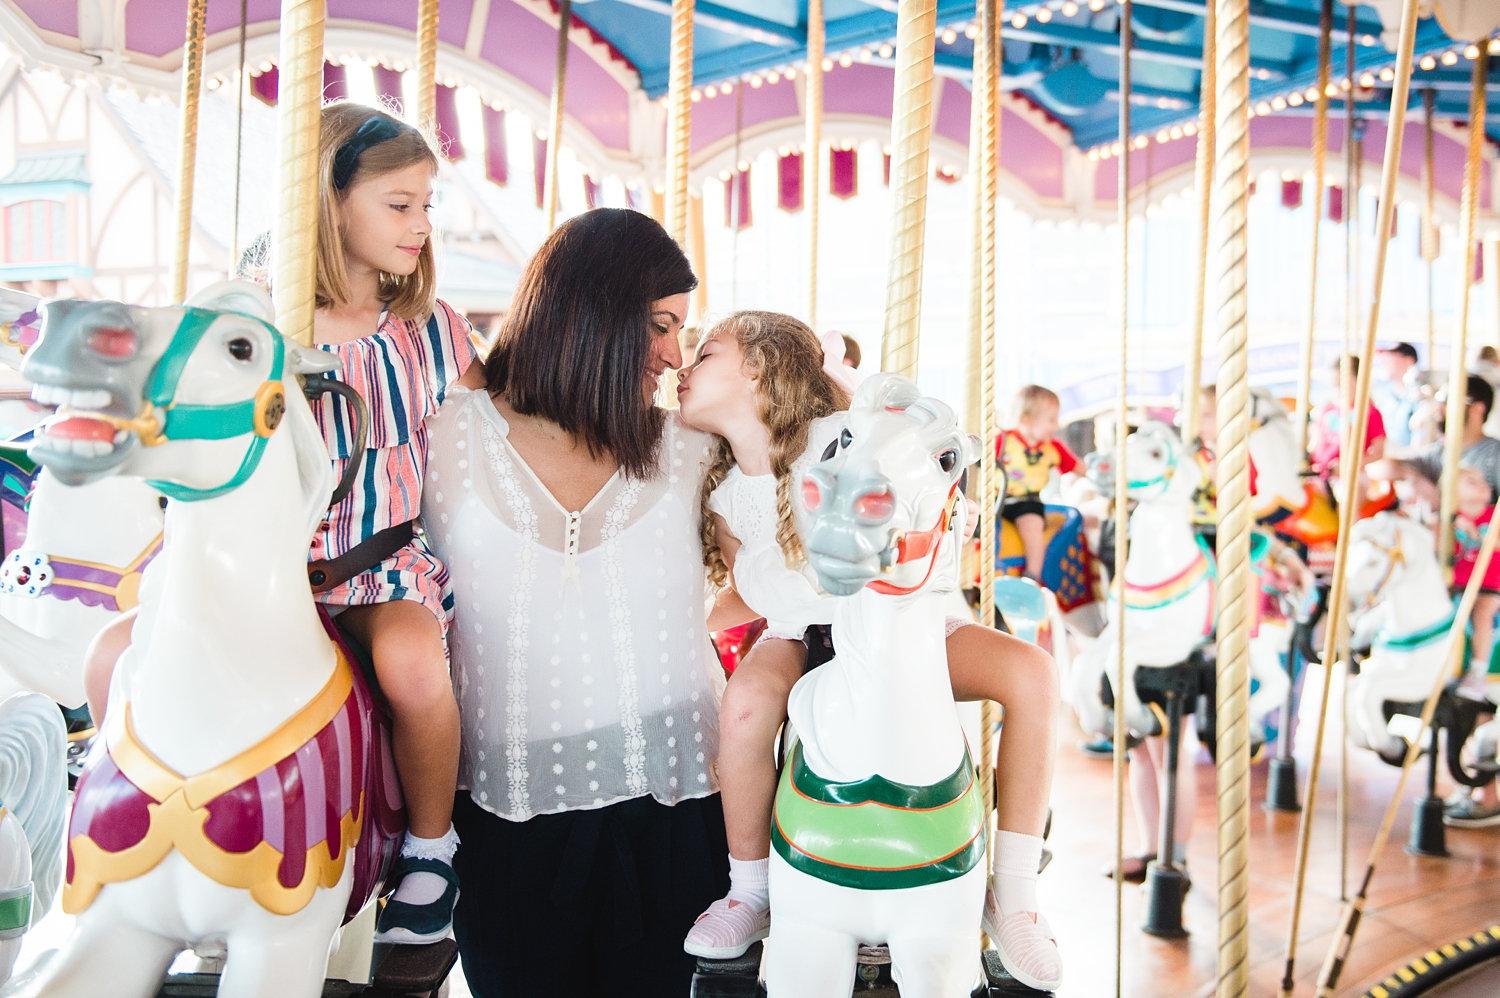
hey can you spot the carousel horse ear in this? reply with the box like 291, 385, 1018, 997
288, 341, 339, 376
0, 288, 42, 326
186, 279, 275, 323
855, 372, 921, 413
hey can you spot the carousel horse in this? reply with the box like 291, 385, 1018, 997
1343, 512, 1461, 762
3, 281, 403, 998
0, 693, 67, 987
1070, 421, 1289, 742
0, 290, 164, 709
766, 374, 985, 998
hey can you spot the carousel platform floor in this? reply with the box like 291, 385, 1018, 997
1041, 664, 1500, 998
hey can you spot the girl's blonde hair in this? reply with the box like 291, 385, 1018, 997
1014, 384, 1060, 424
700, 311, 851, 588
316, 102, 439, 321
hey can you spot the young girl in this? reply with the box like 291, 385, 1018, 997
676, 311, 1063, 992
307, 102, 473, 943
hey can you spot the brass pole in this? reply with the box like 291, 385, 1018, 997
1293, 0, 1333, 462
1180, 0, 1214, 446
665, 0, 696, 246
416, 0, 439, 131
170, 0, 207, 303
543, 0, 572, 232
271, 0, 325, 347
880, 0, 938, 379
1423, 89, 1438, 367
805, 0, 824, 326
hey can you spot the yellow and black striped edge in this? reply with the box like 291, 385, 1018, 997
1360, 925, 1500, 997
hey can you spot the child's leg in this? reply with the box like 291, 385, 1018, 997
946, 622, 1062, 990
339, 599, 459, 941
1016, 510, 1046, 581
1462, 593, 1500, 698
83, 608, 136, 723
685, 636, 803, 958
1139, 728, 1195, 863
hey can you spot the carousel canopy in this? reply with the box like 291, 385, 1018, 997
0, 0, 1496, 218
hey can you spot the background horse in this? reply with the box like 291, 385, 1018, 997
0, 289, 163, 710
0, 693, 67, 987
5, 281, 401, 998
1344, 512, 1460, 761
1071, 421, 1289, 743
766, 374, 985, 998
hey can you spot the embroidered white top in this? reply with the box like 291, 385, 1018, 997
423, 387, 724, 821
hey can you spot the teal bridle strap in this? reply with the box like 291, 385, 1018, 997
1127, 445, 1178, 498
142, 307, 287, 503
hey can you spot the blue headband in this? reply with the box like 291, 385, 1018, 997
332, 116, 408, 190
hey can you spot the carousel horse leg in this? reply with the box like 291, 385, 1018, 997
887, 925, 980, 998
7, 912, 179, 997
761, 916, 858, 998
215, 869, 352, 998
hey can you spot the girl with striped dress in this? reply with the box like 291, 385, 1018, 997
307, 102, 475, 944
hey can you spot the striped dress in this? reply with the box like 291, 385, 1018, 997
309, 298, 475, 633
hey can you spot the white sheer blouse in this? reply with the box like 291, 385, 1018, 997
423, 386, 724, 821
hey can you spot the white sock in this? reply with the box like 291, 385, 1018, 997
990, 830, 1043, 916
391, 826, 460, 906
726, 855, 770, 912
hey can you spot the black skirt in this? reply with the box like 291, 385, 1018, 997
451, 790, 730, 998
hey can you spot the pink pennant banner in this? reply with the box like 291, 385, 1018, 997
373, 66, 404, 112
322, 62, 347, 102
778, 152, 803, 213
532, 133, 547, 210
250, 67, 278, 107
736, 167, 752, 229
434, 84, 465, 161
1327, 185, 1343, 223
482, 106, 508, 186
585, 175, 602, 210
1280, 178, 1302, 210
830, 148, 857, 200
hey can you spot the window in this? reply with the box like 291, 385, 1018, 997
2, 200, 67, 263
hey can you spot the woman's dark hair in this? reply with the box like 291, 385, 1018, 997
483, 208, 697, 479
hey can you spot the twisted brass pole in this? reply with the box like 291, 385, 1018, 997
271, 0, 325, 347
880, 0, 937, 379
543, 0, 573, 232
1423, 89, 1437, 367
805, 0, 824, 326
170, 0, 207, 304
1293, 0, 1333, 462
665, 0, 695, 246
1111, 6, 1132, 997
1180, 0, 1214, 446
1209, 0, 1252, 987
416, 0, 439, 131
1438, 45, 1489, 582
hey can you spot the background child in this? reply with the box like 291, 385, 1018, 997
308, 102, 474, 943
677, 311, 1063, 992
998, 385, 1078, 583
1452, 466, 1500, 702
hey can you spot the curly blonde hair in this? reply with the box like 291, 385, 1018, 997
699, 311, 851, 589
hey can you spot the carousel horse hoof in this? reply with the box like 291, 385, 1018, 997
683, 898, 771, 960
374, 857, 461, 945
981, 890, 1062, 992
1375, 737, 1411, 769
1103, 854, 1154, 883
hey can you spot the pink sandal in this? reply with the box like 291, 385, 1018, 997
683, 897, 771, 960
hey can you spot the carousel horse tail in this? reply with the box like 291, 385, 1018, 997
0, 693, 67, 917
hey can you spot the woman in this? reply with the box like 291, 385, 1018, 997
423, 208, 730, 996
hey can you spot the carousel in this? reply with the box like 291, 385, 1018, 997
0, 1, 1498, 996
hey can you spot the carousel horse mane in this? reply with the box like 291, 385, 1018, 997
0, 692, 68, 986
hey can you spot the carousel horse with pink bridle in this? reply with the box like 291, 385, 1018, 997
3, 281, 402, 998
765, 374, 986, 998
0, 290, 164, 711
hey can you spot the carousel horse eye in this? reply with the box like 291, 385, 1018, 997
227, 338, 255, 362
839, 428, 853, 449
853, 489, 895, 523
801, 477, 822, 512
821, 440, 838, 462
937, 449, 959, 473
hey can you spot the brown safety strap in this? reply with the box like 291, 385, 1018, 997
308, 520, 415, 593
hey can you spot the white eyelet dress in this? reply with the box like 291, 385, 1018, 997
423, 387, 725, 821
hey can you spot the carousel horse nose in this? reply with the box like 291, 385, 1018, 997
851, 484, 896, 525
87, 325, 138, 361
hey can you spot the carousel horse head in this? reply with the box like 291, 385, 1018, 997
798, 373, 975, 597
1344, 511, 1441, 616
22, 281, 336, 524
1087, 420, 1196, 506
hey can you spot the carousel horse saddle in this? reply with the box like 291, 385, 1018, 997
1380, 686, 1499, 784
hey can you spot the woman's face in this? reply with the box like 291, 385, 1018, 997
645, 293, 689, 403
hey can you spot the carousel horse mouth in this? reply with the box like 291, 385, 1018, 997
28, 384, 138, 483
805, 533, 887, 596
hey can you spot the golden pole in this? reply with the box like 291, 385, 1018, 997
543, 0, 572, 232
170, 0, 207, 304
1179, 0, 1214, 446
416, 0, 439, 131
805, 0, 824, 326
1111, 6, 1132, 997
271, 0, 325, 347
1293, 0, 1333, 461
1438, 45, 1488, 581
665, 0, 696, 246
880, 0, 938, 380
1208, 0, 1252, 986
1423, 89, 1438, 367
1278, 0, 1421, 991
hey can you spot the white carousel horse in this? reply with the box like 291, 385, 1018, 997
1070, 421, 1290, 741
3, 281, 402, 998
0, 693, 67, 987
1343, 512, 1460, 761
0, 289, 163, 709
766, 374, 985, 998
